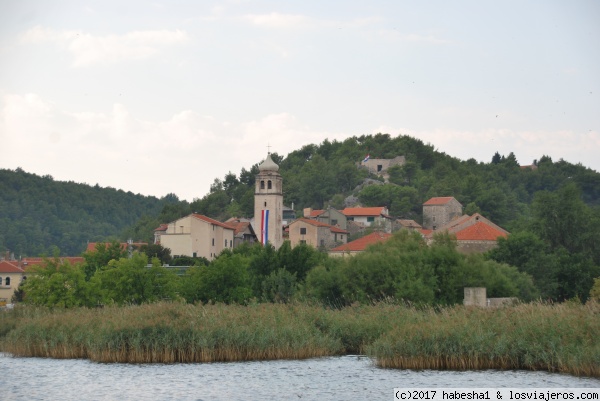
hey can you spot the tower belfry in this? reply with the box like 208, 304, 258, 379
254, 152, 283, 249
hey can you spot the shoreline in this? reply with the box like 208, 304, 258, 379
1, 301, 598, 377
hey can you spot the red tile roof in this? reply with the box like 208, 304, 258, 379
454, 221, 508, 241
0, 261, 24, 273
192, 214, 235, 230
154, 224, 168, 232
330, 231, 392, 252
423, 197, 457, 206
309, 209, 325, 217
86, 242, 146, 252
342, 207, 386, 216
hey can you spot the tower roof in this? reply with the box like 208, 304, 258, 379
258, 153, 279, 172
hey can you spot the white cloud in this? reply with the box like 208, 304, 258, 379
20, 26, 189, 67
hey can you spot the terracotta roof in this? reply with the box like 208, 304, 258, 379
154, 224, 168, 232
310, 209, 325, 217
0, 261, 24, 273
454, 222, 508, 241
192, 214, 235, 230
330, 231, 392, 252
86, 242, 147, 252
226, 220, 253, 236
423, 197, 457, 206
419, 229, 433, 236
292, 218, 349, 233
342, 207, 386, 216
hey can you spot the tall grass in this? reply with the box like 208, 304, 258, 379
1, 301, 598, 377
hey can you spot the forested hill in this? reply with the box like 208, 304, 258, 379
2, 134, 600, 257
177, 134, 600, 227
0, 168, 181, 256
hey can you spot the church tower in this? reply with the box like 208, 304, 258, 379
254, 153, 283, 249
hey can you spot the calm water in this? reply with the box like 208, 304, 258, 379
1, 353, 598, 401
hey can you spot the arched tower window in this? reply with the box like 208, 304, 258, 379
260, 180, 265, 189
267, 180, 272, 189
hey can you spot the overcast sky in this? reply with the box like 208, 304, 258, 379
1, 1, 598, 201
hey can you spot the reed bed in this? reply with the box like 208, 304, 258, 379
1, 301, 598, 377
367, 301, 600, 377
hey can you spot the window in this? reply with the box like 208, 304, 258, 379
300, 227, 307, 235
377, 164, 383, 172
367, 216, 375, 222
193, 252, 197, 258
320, 239, 325, 247
300, 240, 306, 244
331, 219, 338, 225
347, 217, 354, 221
224, 239, 228, 247
264, 202, 267, 207
341, 235, 344, 240
5, 277, 9, 286
260, 180, 265, 189
0, 277, 2, 286
212, 238, 215, 246
267, 180, 272, 189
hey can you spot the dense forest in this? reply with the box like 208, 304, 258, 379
2, 134, 599, 257
0, 168, 181, 256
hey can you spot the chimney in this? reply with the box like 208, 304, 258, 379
303, 208, 312, 218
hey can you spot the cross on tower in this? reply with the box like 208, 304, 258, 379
267, 143, 272, 154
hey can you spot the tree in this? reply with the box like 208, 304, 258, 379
22, 258, 93, 307
82, 241, 128, 280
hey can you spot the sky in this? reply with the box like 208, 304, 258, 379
1, 1, 599, 202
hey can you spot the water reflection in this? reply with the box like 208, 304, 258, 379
1, 354, 598, 401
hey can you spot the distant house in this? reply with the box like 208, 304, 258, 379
342, 206, 393, 233
328, 231, 393, 257
422, 197, 463, 230
159, 214, 235, 260
394, 219, 422, 232
288, 218, 348, 250
86, 242, 147, 253
360, 155, 406, 182
0, 260, 25, 304
425, 213, 509, 254
225, 217, 257, 247
153, 224, 168, 244
303, 207, 347, 230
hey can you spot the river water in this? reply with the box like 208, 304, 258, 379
1, 353, 598, 401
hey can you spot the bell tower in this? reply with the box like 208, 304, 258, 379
254, 153, 283, 249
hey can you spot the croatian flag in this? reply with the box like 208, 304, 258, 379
261, 209, 269, 245
362, 154, 370, 163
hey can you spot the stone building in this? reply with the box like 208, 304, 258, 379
360, 155, 406, 181
425, 213, 509, 254
254, 153, 284, 249
422, 197, 463, 230
303, 207, 348, 230
288, 218, 348, 250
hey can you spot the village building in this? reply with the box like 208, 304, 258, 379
0, 260, 25, 305
254, 153, 284, 249
328, 231, 392, 257
342, 206, 393, 233
288, 218, 349, 250
360, 155, 406, 182
394, 219, 422, 232
422, 197, 463, 230
303, 207, 348, 230
225, 217, 257, 247
425, 213, 509, 254
158, 214, 235, 261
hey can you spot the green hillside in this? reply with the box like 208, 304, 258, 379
2, 134, 599, 257
0, 168, 181, 256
